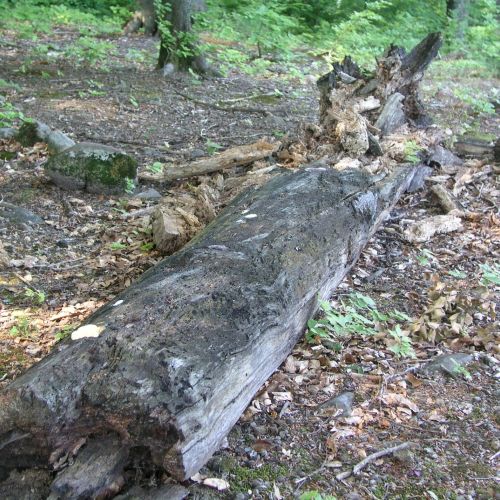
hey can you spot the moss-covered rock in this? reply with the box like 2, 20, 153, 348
45, 142, 137, 194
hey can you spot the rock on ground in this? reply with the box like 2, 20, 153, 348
44, 142, 137, 194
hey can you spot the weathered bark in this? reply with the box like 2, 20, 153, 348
124, 0, 206, 36
139, 140, 278, 183
0, 165, 417, 492
157, 0, 210, 74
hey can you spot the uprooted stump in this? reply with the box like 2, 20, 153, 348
0, 165, 418, 495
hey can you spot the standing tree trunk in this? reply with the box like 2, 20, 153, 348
447, 0, 470, 43
157, 0, 209, 74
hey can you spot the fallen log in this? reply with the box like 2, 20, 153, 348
0, 164, 418, 494
453, 138, 494, 157
139, 139, 278, 183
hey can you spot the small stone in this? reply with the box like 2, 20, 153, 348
232, 493, 249, 500
46, 130, 75, 154
190, 148, 205, 160
56, 239, 71, 248
0, 127, 16, 139
136, 188, 162, 200
319, 391, 354, 417
45, 142, 137, 194
422, 353, 473, 377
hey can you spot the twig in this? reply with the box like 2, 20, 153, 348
173, 89, 271, 115
12, 271, 42, 295
121, 206, 157, 219
489, 451, 500, 462
467, 476, 499, 482
294, 462, 326, 491
335, 442, 416, 481
0, 200, 22, 210
31, 258, 87, 270
384, 364, 422, 383
218, 92, 280, 104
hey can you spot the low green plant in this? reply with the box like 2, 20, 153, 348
110, 242, 127, 251
451, 359, 472, 380
206, 139, 223, 155
387, 325, 416, 359
404, 140, 423, 164
300, 491, 337, 500
9, 316, 35, 338
306, 292, 413, 355
0, 100, 31, 128
480, 263, 500, 286
25, 288, 46, 305
448, 269, 467, 279
147, 162, 164, 174
416, 249, 436, 266
124, 178, 135, 194
453, 88, 495, 115
54, 323, 77, 343
0, 79, 21, 91
140, 242, 155, 252
125, 48, 149, 63
63, 37, 116, 68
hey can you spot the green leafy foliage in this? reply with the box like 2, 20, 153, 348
300, 492, 337, 500
25, 288, 46, 305
404, 140, 422, 164
54, 323, 77, 342
147, 162, 164, 174
387, 325, 416, 359
480, 263, 500, 286
206, 139, 223, 155
10, 316, 36, 338
306, 293, 414, 358
417, 249, 437, 267
110, 242, 127, 251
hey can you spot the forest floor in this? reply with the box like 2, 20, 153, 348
0, 26, 499, 500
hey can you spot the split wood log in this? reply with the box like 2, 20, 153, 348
0, 164, 418, 494
139, 140, 278, 183
453, 139, 494, 157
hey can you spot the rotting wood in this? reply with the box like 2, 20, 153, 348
430, 184, 463, 215
139, 139, 279, 183
290, 32, 443, 167
453, 139, 494, 157
0, 165, 418, 493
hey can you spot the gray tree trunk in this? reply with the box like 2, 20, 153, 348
157, 0, 209, 73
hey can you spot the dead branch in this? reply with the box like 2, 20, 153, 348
336, 442, 416, 481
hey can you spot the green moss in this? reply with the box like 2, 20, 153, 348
45, 143, 137, 194
228, 463, 289, 492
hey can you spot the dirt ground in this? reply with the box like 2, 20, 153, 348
0, 27, 499, 499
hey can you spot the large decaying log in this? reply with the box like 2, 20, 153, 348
0, 165, 418, 493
